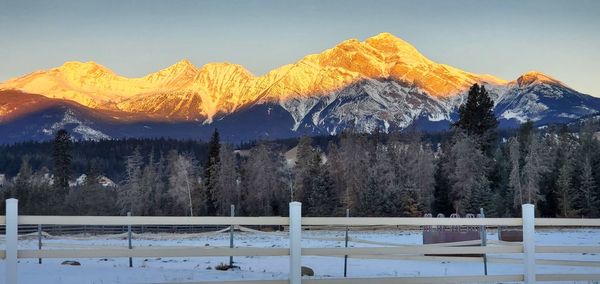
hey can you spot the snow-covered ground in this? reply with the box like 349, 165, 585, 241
1, 228, 599, 284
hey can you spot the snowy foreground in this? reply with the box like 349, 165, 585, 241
1, 228, 600, 284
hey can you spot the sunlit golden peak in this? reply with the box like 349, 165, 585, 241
58, 61, 114, 74
517, 70, 564, 87
368, 32, 404, 42
175, 58, 194, 66
170, 58, 197, 69
199, 62, 255, 76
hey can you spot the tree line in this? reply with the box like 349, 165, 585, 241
1, 84, 599, 217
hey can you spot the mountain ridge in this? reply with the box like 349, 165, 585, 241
0, 32, 598, 143
0, 32, 510, 120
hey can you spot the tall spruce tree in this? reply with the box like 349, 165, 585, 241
578, 156, 598, 217
453, 84, 498, 156
52, 129, 72, 197
445, 132, 491, 214
433, 141, 453, 216
204, 129, 221, 215
215, 144, 240, 215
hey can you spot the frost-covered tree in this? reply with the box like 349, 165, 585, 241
168, 151, 197, 216
119, 147, 144, 215
241, 143, 287, 216
578, 156, 598, 217
403, 135, 435, 213
334, 132, 371, 211
293, 136, 315, 202
445, 132, 491, 215
303, 149, 337, 216
508, 137, 523, 208
214, 144, 240, 215
555, 146, 578, 217
521, 132, 549, 205
359, 144, 396, 216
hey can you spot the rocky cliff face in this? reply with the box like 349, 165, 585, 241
0, 33, 598, 142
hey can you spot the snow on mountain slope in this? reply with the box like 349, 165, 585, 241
0, 33, 505, 122
282, 78, 451, 135
492, 72, 600, 125
42, 109, 111, 141
1, 33, 599, 142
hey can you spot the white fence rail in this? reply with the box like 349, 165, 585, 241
2, 198, 600, 284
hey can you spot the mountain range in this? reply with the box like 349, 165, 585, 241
1, 32, 599, 143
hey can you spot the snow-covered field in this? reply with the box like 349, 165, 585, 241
1, 228, 600, 284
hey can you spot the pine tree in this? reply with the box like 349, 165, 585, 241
445, 132, 491, 215
293, 136, 314, 202
241, 143, 286, 216
303, 150, 337, 216
433, 141, 453, 216
453, 84, 498, 156
521, 131, 549, 205
557, 155, 578, 217
403, 134, 435, 213
119, 147, 144, 215
335, 132, 370, 211
84, 160, 100, 187
204, 129, 221, 215
215, 144, 240, 215
508, 137, 523, 208
578, 157, 598, 217
13, 156, 33, 211
52, 129, 72, 196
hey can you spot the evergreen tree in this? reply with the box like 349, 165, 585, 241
521, 131, 549, 205
335, 132, 370, 211
556, 154, 578, 217
119, 147, 144, 215
453, 84, 498, 155
293, 136, 315, 202
303, 150, 337, 216
241, 143, 286, 216
490, 146, 512, 217
445, 132, 491, 215
508, 137, 523, 208
52, 129, 72, 196
204, 129, 221, 215
215, 144, 240, 215
403, 134, 435, 213
84, 160, 101, 187
578, 157, 598, 217
13, 156, 33, 210
433, 141, 453, 216
537, 126, 567, 217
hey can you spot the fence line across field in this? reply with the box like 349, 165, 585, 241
2, 199, 600, 284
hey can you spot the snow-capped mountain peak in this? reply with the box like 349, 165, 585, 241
0, 33, 599, 143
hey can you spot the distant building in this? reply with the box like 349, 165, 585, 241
284, 146, 327, 167
71, 174, 117, 188
0, 174, 6, 187
233, 149, 250, 158
98, 176, 116, 187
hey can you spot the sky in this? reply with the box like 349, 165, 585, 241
1, 0, 599, 96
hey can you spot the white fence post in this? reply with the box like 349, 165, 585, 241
522, 204, 536, 284
289, 202, 302, 284
6, 198, 18, 284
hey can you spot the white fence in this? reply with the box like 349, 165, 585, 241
2, 199, 600, 284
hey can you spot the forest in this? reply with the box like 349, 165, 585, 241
0, 84, 599, 218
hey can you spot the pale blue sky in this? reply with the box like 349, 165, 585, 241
1, 0, 599, 96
